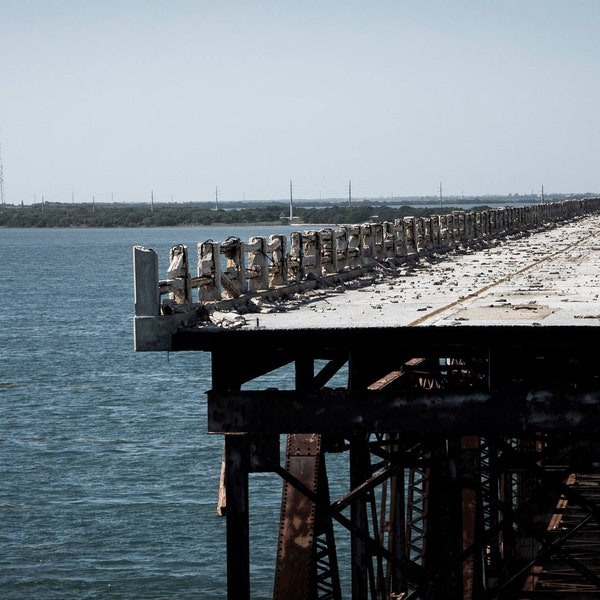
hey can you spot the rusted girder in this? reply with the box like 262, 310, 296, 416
208, 389, 600, 436
273, 433, 324, 599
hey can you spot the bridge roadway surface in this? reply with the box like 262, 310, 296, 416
219, 212, 600, 331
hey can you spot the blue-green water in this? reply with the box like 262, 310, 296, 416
0, 226, 307, 599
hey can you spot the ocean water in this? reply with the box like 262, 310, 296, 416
0, 226, 312, 599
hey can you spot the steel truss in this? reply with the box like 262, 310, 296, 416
204, 326, 600, 599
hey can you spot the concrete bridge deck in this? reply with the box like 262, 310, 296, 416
133, 199, 600, 353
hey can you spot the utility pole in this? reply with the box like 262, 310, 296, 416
541, 185, 545, 204
92, 195, 95, 213
439, 182, 443, 210
151, 190, 155, 214
215, 186, 219, 210
0, 140, 5, 206
348, 179, 352, 207
289, 179, 294, 220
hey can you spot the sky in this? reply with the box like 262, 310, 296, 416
1, 0, 599, 204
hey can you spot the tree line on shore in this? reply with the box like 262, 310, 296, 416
0, 202, 483, 228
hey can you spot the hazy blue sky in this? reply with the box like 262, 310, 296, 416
1, 0, 599, 204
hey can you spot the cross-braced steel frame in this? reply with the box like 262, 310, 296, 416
173, 325, 600, 599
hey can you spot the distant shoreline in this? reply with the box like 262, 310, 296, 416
1, 196, 594, 228
0, 221, 309, 229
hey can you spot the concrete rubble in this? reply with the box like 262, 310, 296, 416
207, 214, 600, 330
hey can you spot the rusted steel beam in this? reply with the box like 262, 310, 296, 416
313, 355, 348, 389
273, 434, 321, 600
207, 389, 600, 435
521, 474, 577, 595
459, 436, 484, 600
172, 324, 600, 358
423, 441, 462, 599
349, 435, 371, 598
367, 369, 405, 391
212, 348, 297, 391
386, 450, 407, 597
269, 449, 429, 591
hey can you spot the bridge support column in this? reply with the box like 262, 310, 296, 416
225, 434, 250, 600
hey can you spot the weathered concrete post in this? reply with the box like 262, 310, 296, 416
457, 211, 467, 243
268, 234, 288, 287
372, 223, 384, 261
319, 229, 338, 274
415, 218, 425, 253
430, 216, 441, 250
382, 222, 395, 260
221, 237, 246, 298
302, 230, 322, 277
445, 213, 454, 245
246, 236, 269, 292
507, 207, 515, 230
288, 231, 304, 282
404, 217, 417, 256
167, 244, 191, 305
197, 241, 222, 302
465, 212, 474, 241
422, 216, 431, 251
335, 227, 349, 271
498, 208, 506, 232
133, 245, 174, 352
133, 246, 160, 316
438, 214, 448, 249
481, 210, 489, 237
360, 225, 375, 265
347, 225, 362, 268
393, 219, 408, 259
475, 211, 482, 239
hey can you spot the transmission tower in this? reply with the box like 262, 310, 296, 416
0, 140, 5, 206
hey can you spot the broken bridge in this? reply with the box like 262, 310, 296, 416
133, 198, 600, 599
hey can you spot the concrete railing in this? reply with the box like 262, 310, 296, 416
133, 198, 600, 349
